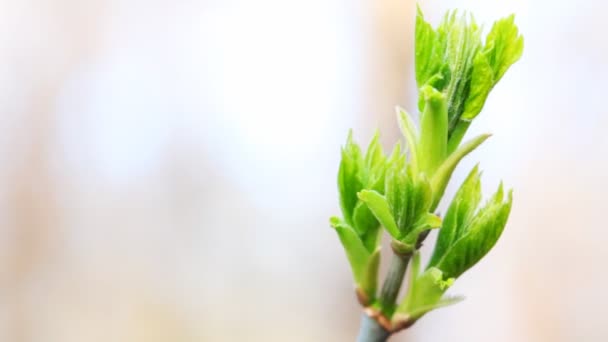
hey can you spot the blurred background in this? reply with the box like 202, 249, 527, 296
0, 0, 606, 341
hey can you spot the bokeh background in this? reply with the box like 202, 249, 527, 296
0, 0, 606, 341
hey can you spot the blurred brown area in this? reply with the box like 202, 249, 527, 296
0, 0, 606, 341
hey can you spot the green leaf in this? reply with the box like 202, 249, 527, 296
394, 295, 463, 324
414, 8, 523, 142
415, 5, 448, 90
386, 164, 433, 238
434, 185, 513, 279
446, 120, 471, 154
352, 200, 376, 236
330, 217, 370, 284
403, 213, 442, 246
428, 165, 482, 267
430, 133, 491, 210
460, 51, 494, 121
364, 130, 385, 175
485, 15, 524, 83
360, 247, 381, 300
338, 132, 364, 226
358, 190, 400, 239
438, 10, 482, 129
396, 106, 419, 171
418, 86, 448, 175
461, 15, 524, 121
391, 239, 415, 255
337, 131, 388, 241
395, 253, 459, 320
352, 201, 383, 252
368, 153, 387, 195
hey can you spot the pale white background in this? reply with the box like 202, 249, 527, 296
0, 0, 605, 341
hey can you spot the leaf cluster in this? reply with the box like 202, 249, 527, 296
330, 5, 523, 326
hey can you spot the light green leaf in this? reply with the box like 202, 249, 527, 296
361, 247, 381, 300
485, 14, 524, 83
352, 200, 376, 236
435, 186, 513, 279
461, 15, 524, 121
364, 130, 385, 173
403, 213, 442, 246
461, 51, 494, 120
358, 190, 400, 239
351, 201, 383, 252
396, 253, 458, 320
415, 5, 448, 90
430, 133, 491, 210
330, 217, 370, 283
338, 132, 364, 226
438, 10, 482, 129
395, 296, 464, 323
418, 86, 448, 175
391, 239, 415, 255
414, 8, 523, 140
396, 106, 419, 171
386, 164, 433, 238
428, 165, 482, 267
447, 120, 471, 154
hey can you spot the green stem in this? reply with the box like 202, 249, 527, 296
356, 252, 411, 342
356, 314, 390, 342
379, 253, 411, 309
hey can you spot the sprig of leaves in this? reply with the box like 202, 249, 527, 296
415, 7, 523, 151
428, 166, 513, 279
330, 5, 523, 334
330, 131, 387, 301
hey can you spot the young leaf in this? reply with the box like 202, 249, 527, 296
395, 253, 458, 321
415, 5, 448, 90
386, 165, 433, 238
437, 10, 482, 129
433, 186, 513, 279
428, 166, 482, 267
418, 86, 448, 175
414, 7, 523, 145
460, 51, 494, 121
364, 131, 386, 175
461, 15, 524, 121
446, 120, 471, 154
352, 202, 383, 251
402, 213, 442, 246
330, 217, 370, 284
360, 247, 381, 300
485, 14, 524, 84
358, 190, 400, 239
337, 131, 388, 243
338, 132, 364, 226
396, 106, 419, 171
430, 133, 491, 210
